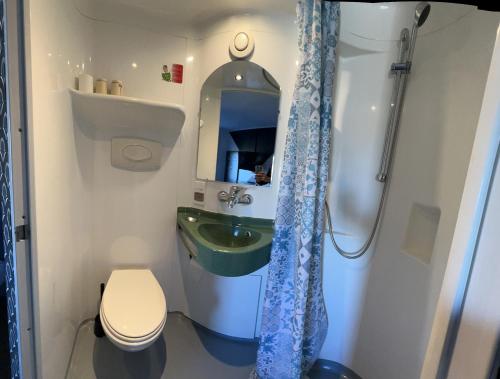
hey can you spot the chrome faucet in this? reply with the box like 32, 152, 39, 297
217, 186, 253, 208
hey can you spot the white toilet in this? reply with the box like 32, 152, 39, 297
100, 269, 167, 352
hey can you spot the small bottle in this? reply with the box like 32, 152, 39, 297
110, 80, 123, 96
95, 78, 108, 94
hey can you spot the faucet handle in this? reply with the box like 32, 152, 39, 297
217, 190, 229, 201
229, 186, 242, 195
239, 193, 253, 205
218, 186, 252, 207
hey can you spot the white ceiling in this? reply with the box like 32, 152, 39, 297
75, 1, 478, 42
104, 0, 296, 25
75, 0, 297, 38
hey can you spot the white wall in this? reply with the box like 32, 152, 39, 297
26, 2, 190, 377
320, 3, 415, 361
25, 0, 95, 377
86, 18, 190, 328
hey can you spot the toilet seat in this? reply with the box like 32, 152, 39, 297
100, 269, 167, 351
100, 304, 166, 343
100, 312, 164, 351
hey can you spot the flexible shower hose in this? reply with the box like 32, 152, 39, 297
324, 178, 390, 259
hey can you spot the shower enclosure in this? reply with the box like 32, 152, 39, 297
322, 3, 500, 378
326, 2, 432, 259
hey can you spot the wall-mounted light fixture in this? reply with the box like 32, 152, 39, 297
229, 31, 254, 59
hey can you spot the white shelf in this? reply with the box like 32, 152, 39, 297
69, 89, 185, 145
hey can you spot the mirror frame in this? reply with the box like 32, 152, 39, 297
195, 60, 281, 187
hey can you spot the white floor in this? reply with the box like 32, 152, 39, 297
66, 312, 342, 379
66, 312, 258, 379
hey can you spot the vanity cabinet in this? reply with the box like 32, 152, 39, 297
178, 240, 267, 339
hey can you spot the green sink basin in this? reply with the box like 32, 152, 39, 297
177, 207, 273, 277
198, 224, 261, 248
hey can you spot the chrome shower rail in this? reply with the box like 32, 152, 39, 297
376, 28, 410, 183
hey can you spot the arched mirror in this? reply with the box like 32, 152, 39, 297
196, 61, 280, 186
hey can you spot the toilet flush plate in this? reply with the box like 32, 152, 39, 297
111, 137, 162, 171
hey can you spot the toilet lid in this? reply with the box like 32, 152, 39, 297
101, 269, 166, 338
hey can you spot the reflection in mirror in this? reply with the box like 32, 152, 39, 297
196, 61, 280, 186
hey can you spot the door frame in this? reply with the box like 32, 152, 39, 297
446, 141, 500, 378
4, 0, 36, 377
421, 23, 500, 379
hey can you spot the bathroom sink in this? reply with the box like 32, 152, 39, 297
177, 207, 273, 277
198, 224, 261, 248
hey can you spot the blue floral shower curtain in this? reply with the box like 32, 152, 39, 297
254, 1, 339, 378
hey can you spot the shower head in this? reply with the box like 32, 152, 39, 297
404, 2, 430, 64
414, 2, 431, 27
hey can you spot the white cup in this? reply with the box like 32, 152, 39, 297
78, 74, 93, 93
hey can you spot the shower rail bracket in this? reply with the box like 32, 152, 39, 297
390, 62, 411, 74
15, 224, 30, 242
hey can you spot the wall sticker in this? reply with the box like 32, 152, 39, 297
162, 64, 183, 84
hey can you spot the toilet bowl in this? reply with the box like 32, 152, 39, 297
100, 269, 167, 352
